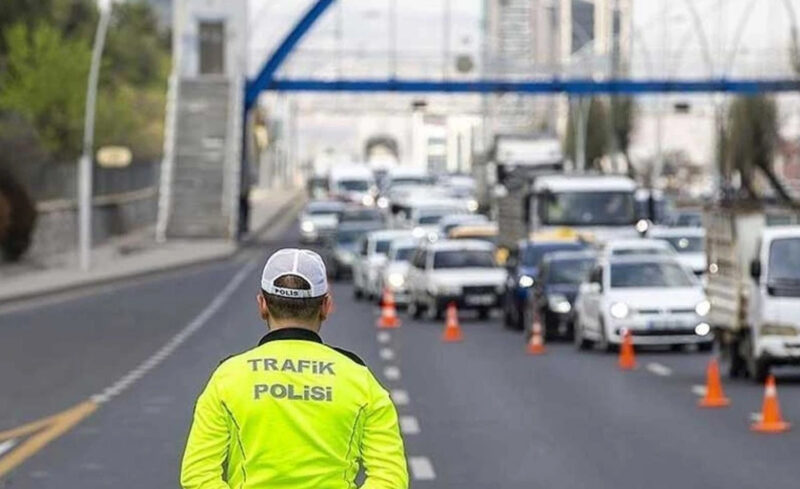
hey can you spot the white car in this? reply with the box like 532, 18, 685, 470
404, 201, 469, 239
298, 200, 344, 243
352, 230, 413, 301
573, 256, 712, 351
648, 227, 706, 276
373, 237, 421, 305
406, 240, 507, 320
600, 238, 677, 259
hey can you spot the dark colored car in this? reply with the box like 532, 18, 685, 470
322, 222, 383, 280
527, 251, 596, 340
502, 240, 587, 330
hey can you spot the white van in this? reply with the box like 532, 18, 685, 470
328, 165, 377, 206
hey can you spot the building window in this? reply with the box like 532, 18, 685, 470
199, 21, 225, 75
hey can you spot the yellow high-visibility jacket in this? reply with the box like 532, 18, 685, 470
180, 328, 408, 489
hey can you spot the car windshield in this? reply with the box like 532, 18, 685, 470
522, 243, 584, 267
393, 247, 416, 261
659, 236, 704, 253
307, 204, 341, 215
375, 239, 391, 254
336, 229, 365, 244
611, 247, 669, 256
768, 238, 800, 284
547, 258, 595, 285
433, 250, 495, 269
337, 179, 370, 192
674, 212, 702, 227
610, 262, 695, 288
418, 214, 445, 225
537, 191, 635, 226
391, 177, 431, 187
341, 210, 382, 222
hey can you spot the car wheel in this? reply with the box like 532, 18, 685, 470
478, 307, 490, 321
425, 297, 441, 321
574, 318, 594, 351
408, 297, 423, 320
353, 285, 362, 300
598, 320, 618, 353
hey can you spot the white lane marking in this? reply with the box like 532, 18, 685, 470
750, 412, 763, 422
0, 439, 16, 457
646, 362, 673, 377
377, 331, 391, 344
691, 385, 708, 397
90, 260, 258, 405
384, 366, 401, 380
399, 415, 420, 434
391, 389, 409, 406
408, 456, 436, 480
379, 348, 395, 361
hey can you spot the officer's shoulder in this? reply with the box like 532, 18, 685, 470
326, 345, 367, 367
217, 346, 257, 368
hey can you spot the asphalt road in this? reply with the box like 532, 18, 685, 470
2, 213, 800, 488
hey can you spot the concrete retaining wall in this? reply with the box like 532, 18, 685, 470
29, 188, 157, 259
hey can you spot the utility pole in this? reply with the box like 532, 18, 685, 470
78, 0, 113, 271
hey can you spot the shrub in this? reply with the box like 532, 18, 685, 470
0, 166, 37, 262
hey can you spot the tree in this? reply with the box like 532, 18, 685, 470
564, 97, 609, 171
0, 22, 90, 158
609, 96, 637, 178
724, 95, 797, 206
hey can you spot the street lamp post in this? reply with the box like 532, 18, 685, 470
78, 0, 113, 271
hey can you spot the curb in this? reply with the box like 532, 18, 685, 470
0, 191, 303, 307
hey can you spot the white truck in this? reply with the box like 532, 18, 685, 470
476, 135, 564, 249
705, 206, 800, 381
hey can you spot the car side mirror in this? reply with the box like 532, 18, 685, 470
750, 259, 761, 281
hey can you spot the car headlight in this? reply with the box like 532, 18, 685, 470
695, 299, 711, 317
518, 275, 535, 288
760, 323, 799, 336
695, 322, 711, 336
609, 302, 630, 319
412, 227, 426, 238
467, 199, 479, 212
377, 197, 389, 209
548, 294, 572, 314
301, 220, 315, 233
388, 272, 405, 288
362, 194, 375, 206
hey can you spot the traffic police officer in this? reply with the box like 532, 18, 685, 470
181, 248, 408, 489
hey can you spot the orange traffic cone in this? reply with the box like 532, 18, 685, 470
376, 288, 401, 329
526, 313, 546, 355
441, 302, 464, 342
699, 358, 731, 408
751, 375, 791, 433
618, 329, 636, 370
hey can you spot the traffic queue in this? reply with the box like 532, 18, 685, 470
299, 167, 800, 383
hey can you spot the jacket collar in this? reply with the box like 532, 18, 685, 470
258, 327, 323, 346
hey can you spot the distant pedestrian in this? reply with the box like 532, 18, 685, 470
181, 248, 408, 489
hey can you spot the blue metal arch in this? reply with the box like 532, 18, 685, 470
264, 77, 800, 94
246, 0, 337, 109
246, 0, 799, 105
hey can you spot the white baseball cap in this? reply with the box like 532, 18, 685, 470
261, 248, 328, 299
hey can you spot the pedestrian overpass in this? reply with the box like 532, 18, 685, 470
157, 0, 800, 241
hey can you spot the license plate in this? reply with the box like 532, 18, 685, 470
465, 294, 495, 306
647, 319, 687, 329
